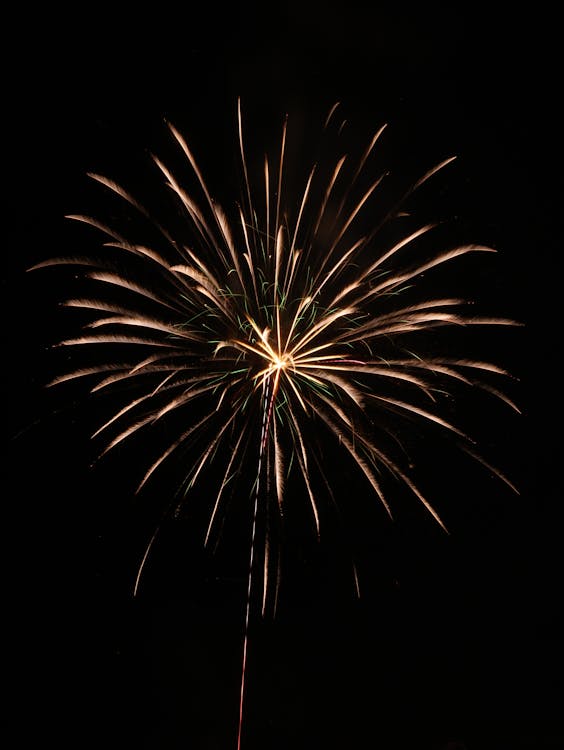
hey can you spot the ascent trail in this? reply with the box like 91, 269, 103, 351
237, 379, 276, 750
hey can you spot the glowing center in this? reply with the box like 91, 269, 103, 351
271, 351, 293, 371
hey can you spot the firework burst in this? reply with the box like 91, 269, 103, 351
30, 98, 520, 745
32, 98, 520, 591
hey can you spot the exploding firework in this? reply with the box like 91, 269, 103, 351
31, 98, 520, 594
30, 99, 520, 745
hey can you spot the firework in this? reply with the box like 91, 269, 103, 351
30, 99, 520, 746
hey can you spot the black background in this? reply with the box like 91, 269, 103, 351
4, 5, 562, 749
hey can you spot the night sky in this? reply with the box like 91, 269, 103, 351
5, 6, 562, 749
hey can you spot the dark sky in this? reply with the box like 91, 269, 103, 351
4, 6, 562, 750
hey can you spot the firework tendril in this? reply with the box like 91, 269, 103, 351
31, 99, 520, 747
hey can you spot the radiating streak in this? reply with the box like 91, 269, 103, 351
90, 360, 193, 392
239, 210, 260, 308
136, 409, 219, 492
87, 172, 145, 207
310, 154, 347, 241
133, 527, 160, 597
46, 363, 127, 387
64, 214, 129, 244
325, 173, 386, 260
204, 428, 248, 546
460, 444, 520, 495
411, 156, 458, 192
87, 270, 182, 311
28, 255, 103, 272
312, 398, 394, 519
55, 334, 179, 348
237, 97, 254, 247
285, 405, 321, 533
366, 245, 496, 301
85, 315, 197, 338
369, 394, 471, 439
274, 114, 287, 259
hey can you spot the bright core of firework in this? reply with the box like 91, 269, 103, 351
31, 99, 520, 605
